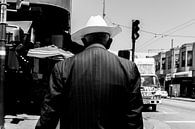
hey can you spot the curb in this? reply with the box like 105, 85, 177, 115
169, 97, 195, 102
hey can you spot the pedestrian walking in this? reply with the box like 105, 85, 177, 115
35, 15, 143, 129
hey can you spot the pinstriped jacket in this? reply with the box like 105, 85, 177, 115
35, 43, 143, 129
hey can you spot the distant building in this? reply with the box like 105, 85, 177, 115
153, 43, 195, 98
176, 43, 193, 76
172, 43, 194, 97
165, 47, 180, 77
153, 51, 166, 88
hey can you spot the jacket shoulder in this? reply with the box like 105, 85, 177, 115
117, 56, 135, 68
117, 57, 140, 78
53, 56, 75, 78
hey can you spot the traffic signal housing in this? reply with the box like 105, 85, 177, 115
132, 20, 140, 40
118, 50, 130, 60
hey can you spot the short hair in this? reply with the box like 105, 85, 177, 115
83, 32, 110, 46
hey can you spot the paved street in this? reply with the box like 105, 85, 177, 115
143, 98, 195, 129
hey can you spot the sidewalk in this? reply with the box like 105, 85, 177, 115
145, 119, 171, 129
4, 114, 154, 129
4, 114, 39, 129
168, 96, 195, 102
144, 118, 154, 129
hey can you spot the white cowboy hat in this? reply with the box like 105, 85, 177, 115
71, 15, 122, 46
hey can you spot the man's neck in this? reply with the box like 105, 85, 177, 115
85, 43, 106, 50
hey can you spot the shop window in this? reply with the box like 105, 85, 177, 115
175, 54, 179, 68
168, 56, 171, 69
155, 61, 160, 71
187, 51, 192, 66
181, 51, 185, 67
162, 57, 166, 70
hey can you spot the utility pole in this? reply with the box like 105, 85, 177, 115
170, 39, 174, 98
0, 0, 7, 128
171, 39, 174, 49
171, 39, 174, 76
102, 0, 106, 19
132, 36, 135, 61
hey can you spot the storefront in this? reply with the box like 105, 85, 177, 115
165, 76, 193, 97
4, 0, 76, 115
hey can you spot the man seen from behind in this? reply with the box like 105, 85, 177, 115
35, 15, 143, 129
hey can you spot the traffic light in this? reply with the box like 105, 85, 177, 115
118, 50, 130, 60
132, 20, 140, 40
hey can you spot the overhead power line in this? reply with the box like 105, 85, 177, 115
109, 17, 195, 51
113, 21, 195, 51
113, 20, 195, 39
136, 19, 195, 51
160, 19, 195, 34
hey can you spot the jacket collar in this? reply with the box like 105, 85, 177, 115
85, 43, 106, 50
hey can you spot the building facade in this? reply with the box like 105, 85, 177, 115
153, 51, 166, 89
177, 43, 193, 75
165, 47, 180, 76
172, 43, 193, 97
154, 43, 195, 98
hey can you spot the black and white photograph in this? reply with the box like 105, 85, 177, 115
1, 0, 195, 129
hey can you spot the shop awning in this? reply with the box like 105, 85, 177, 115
27, 45, 74, 59
7, 21, 32, 34
7, 0, 71, 12
173, 71, 192, 78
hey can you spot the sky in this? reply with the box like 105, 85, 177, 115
71, 0, 195, 54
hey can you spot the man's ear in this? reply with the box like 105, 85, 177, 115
105, 38, 113, 49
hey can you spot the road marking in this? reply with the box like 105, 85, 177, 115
165, 121, 195, 123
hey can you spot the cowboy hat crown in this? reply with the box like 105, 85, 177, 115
71, 15, 122, 45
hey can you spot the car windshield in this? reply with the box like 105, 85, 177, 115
141, 75, 159, 87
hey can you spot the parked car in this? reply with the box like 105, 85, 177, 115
160, 91, 168, 98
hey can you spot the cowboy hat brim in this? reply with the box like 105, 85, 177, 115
71, 25, 122, 46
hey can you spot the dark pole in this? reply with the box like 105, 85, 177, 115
131, 20, 135, 62
131, 20, 140, 62
132, 38, 135, 62
0, 0, 7, 128
103, 0, 106, 19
